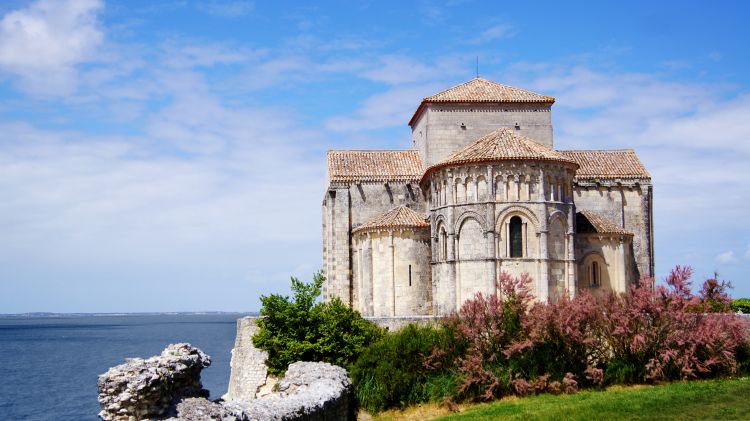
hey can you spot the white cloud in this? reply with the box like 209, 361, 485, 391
325, 84, 440, 132
716, 251, 737, 264
161, 41, 262, 68
196, 1, 254, 18
360, 55, 466, 85
0, 0, 104, 95
469, 23, 515, 44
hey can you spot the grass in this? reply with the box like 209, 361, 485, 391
365, 377, 750, 421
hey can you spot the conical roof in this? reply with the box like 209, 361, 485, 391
409, 77, 554, 125
420, 127, 578, 183
352, 205, 429, 234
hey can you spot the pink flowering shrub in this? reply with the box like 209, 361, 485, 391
439, 272, 534, 400
440, 272, 605, 401
603, 266, 747, 383
435, 267, 749, 402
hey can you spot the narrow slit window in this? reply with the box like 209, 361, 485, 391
591, 262, 600, 287
408, 264, 412, 286
509, 216, 523, 258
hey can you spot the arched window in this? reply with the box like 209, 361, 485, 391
591, 261, 600, 287
509, 216, 523, 258
456, 178, 466, 203
477, 176, 487, 201
439, 226, 448, 261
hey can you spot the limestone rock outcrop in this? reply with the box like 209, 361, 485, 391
167, 362, 353, 421
98, 333, 355, 421
97, 343, 211, 421
240, 361, 354, 420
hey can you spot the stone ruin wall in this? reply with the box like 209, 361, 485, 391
98, 317, 356, 421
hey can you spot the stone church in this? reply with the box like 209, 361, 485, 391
322, 78, 654, 316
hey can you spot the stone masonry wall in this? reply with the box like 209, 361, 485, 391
573, 182, 653, 279
225, 317, 268, 403
412, 103, 554, 168
353, 229, 432, 317
323, 181, 425, 307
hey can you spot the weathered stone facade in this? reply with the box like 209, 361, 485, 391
323, 78, 654, 316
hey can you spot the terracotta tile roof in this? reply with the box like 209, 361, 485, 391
352, 205, 429, 234
559, 150, 650, 180
421, 128, 578, 184
425, 77, 555, 103
410, 78, 554, 125
577, 210, 633, 236
327, 150, 422, 183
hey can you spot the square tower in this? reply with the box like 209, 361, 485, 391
409, 78, 555, 168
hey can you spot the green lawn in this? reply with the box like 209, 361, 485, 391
437, 377, 750, 421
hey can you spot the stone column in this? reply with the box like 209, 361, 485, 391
567, 205, 577, 298
446, 169, 457, 312
539, 230, 549, 302
389, 231, 396, 317
538, 168, 546, 202
486, 165, 497, 295
619, 236, 628, 292
361, 235, 373, 316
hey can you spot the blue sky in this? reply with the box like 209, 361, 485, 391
0, 0, 748, 312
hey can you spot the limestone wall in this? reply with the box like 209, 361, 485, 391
322, 186, 352, 305
412, 103, 554, 167
573, 182, 653, 279
353, 229, 432, 317
427, 161, 577, 310
225, 316, 268, 403
322, 181, 425, 307
576, 234, 633, 295
365, 315, 438, 331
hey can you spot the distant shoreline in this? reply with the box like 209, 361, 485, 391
0, 311, 259, 318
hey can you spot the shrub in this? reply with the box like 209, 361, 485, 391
441, 272, 534, 401
350, 323, 455, 412
699, 272, 733, 313
441, 272, 605, 401
601, 266, 747, 383
351, 267, 750, 413
253, 272, 383, 375
517, 291, 606, 388
732, 298, 750, 314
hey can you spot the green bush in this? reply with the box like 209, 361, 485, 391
350, 323, 457, 412
252, 272, 383, 375
732, 298, 750, 314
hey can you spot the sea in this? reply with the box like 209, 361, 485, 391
0, 313, 252, 421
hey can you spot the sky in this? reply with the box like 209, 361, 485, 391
0, 0, 749, 313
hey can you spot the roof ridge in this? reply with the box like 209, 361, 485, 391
559, 149, 637, 153
328, 149, 418, 153
421, 77, 486, 100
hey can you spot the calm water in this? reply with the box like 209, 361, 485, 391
0, 313, 249, 421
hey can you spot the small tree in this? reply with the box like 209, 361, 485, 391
253, 271, 383, 375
